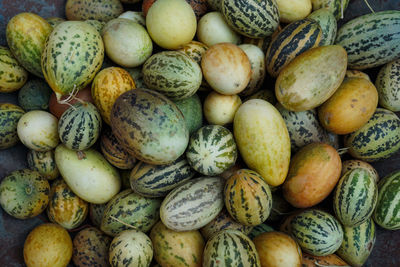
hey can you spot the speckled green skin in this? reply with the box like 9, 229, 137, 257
160, 177, 225, 231
290, 209, 343, 256
142, 51, 202, 100
42, 21, 104, 99
221, 0, 279, 38
84, 20, 105, 34
186, 125, 237, 176
335, 11, 400, 69
130, 156, 195, 198
307, 8, 337, 46
173, 93, 203, 135
333, 168, 378, 227
373, 170, 400, 230
27, 149, 59, 180
17, 78, 52, 111
201, 209, 254, 240
337, 218, 376, 267
65, 0, 124, 22
110, 89, 189, 165
100, 127, 136, 170
0, 103, 24, 149
0, 46, 28, 93
109, 230, 153, 267
203, 229, 261, 267
100, 189, 161, 236
90, 203, 108, 227
276, 103, 337, 152
344, 108, 400, 162
6, 12, 52, 77
58, 102, 102, 151
248, 223, 274, 240
73, 227, 111, 267
375, 59, 400, 112
0, 169, 50, 219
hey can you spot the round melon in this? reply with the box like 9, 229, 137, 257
238, 44, 266, 96
73, 227, 111, 267
110, 89, 189, 165
0, 169, 50, 219
318, 77, 378, 134
224, 169, 272, 226
109, 230, 153, 267
23, 223, 73, 267
146, 0, 197, 49
47, 179, 88, 230
58, 102, 102, 151
276, 0, 312, 23
201, 43, 251, 95
150, 221, 205, 267
342, 160, 379, 183
102, 18, 153, 68
186, 125, 237, 176
203, 91, 242, 125
17, 110, 59, 152
142, 51, 202, 100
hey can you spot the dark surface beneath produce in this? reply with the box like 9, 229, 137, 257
0, 0, 400, 266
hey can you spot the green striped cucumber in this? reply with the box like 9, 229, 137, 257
0, 46, 28, 93
142, 51, 202, 100
186, 125, 237, 176
0, 169, 50, 219
47, 178, 88, 230
160, 176, 225, 231
336, 218, 376, 267
100, 127, 136, 170
17, 78, 52, 111
27, 149, 59, 180
42, 21, 104, 99
130, 156, 195, 198
335, 10, 400, 69
290, 209, 343, 256
344, 108, 400, 162
0, 103, 25, 150
375, 59, 400, 112
6, 12, 52, 77
109, 229, 153, 267
307, 8, 337, 46
333, 168, 378, 227
203, 229, 261, 266
311, 0, 349, 20
373, 170, 400, 230
58, 102, 102, 151
224, 169, 272, 226
221, 0, 279, 38
276, 103, 336, 152
266, 18, 322, 78
200, 208, 254, 240
100, 189, 161, 236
